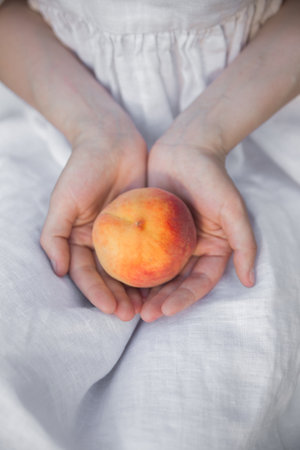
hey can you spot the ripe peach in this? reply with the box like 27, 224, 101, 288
92, 187, 197, 288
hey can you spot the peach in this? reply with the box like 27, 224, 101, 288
92, 187, 197, 288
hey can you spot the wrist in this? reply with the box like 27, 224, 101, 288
157, 102, 228, 161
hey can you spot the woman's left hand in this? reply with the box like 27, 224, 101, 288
140, 133, 257, 322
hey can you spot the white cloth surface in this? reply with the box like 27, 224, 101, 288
1, 0, 300, 449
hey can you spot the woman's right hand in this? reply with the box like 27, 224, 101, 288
0, 0, 148, 320
40, 114, 148, 321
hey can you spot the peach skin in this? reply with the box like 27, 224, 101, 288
92, 187, 197, 288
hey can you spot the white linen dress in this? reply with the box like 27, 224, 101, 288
1, 0, 300, 449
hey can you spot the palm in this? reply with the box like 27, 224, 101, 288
140, 144, 256, 322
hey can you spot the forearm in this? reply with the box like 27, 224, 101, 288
170, 0, 300, 155
0, 0, 123, 144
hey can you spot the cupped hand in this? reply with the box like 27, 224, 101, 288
141, 139, 257, 322
40, 117, 148, 321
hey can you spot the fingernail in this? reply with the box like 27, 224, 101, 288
249, 268, 255, 286
50, 259, 57, 274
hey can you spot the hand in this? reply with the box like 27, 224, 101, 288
40, 116, 148, 321
140, 138, 257, 322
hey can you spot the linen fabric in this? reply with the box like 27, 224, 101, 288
1, 0, 300, 449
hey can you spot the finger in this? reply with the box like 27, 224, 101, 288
141, 257, 198, 322
140, 288, 151, 302
98, 269, 136, 321
40, 196, 77, 277
69, 244, 117, 314
126, 287, 143, 315
161, 254, 229, 317
94, 254, 136, 320
221, 198, 257, 287
69, 223, 93, 248
141, 277, 184, 322
109, 285, 136, 322
145, 285, 162, 303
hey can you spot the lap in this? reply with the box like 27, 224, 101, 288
1, 83, 300, 450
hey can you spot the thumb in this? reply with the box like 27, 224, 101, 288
40, 195, 77, 277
